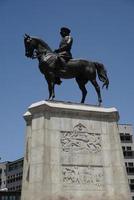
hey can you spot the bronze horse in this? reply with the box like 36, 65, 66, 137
24, 34, 109, 105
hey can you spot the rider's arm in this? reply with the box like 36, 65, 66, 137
58, 36, 73, 52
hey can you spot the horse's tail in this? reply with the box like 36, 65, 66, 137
94, 62, 109, 89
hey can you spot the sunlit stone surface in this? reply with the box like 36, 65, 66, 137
21, 101, 131, 200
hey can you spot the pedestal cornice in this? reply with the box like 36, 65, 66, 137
23, 100, 119, 123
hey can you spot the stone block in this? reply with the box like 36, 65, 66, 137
21, 101, 131, 200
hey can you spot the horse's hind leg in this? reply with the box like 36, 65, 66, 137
91, 79, 102, 106
48, 81, 55, 100
76, 78, 88, 103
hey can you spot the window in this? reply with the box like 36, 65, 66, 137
126, 167, 134, 175
130, 180, 134, 192
1, 196, 7, 200
127, 146, 132, 151
122, 146, 125, 151
128, 162, 134, 167
4, 169, 6, 175
120, 133, 132, 142
125, 133, 130, 135
130, 179, 134, 184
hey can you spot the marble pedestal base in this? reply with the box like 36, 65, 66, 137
21, 101, 131, 200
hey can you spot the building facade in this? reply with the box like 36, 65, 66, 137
0, 191, 21, 200
0, 162, 8, 191
118, 124, 134, 200
0, 158, 23, 193
6, 158, 23, 192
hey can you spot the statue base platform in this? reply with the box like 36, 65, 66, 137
21, 100, 131, 200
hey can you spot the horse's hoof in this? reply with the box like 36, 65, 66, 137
98, 102, 102, 107
47, 98, 52, 101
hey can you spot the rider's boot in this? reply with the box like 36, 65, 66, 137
54, 56, 68, 85
54, 57, 62, 85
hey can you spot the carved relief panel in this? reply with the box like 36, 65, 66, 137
60, 123, 101, 153
60, 123, 104, 190
62, 165, 104, 190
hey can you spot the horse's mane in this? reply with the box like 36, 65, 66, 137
32, 37, 53, 52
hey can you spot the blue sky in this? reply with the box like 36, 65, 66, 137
0, 0, 134, 162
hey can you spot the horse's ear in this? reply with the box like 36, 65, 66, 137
24, 33, 30, 38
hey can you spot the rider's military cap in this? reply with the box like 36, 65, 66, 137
60, 27, 71, 34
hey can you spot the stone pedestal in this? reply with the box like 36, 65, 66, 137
21, 101, 131, 200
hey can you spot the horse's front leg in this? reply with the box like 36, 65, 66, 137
48, 80, 55, 100
44, 72, 56, 101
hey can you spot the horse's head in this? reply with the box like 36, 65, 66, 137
24, 34, 53, 59
24, 34, 36, 58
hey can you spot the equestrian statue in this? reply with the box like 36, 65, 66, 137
24, 27, 109, 105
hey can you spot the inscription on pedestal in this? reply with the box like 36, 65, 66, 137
60, 123, 104, 191
60, 123, 101, 153
62, 165, 104, 190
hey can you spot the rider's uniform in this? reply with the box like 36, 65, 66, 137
58, 35, 73, 62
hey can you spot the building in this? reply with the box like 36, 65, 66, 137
0, 157, 23, 197
118, 124, 134, 200
0, 191, 21, 200
6, 158, 23, 192
0, 162, 8, 191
